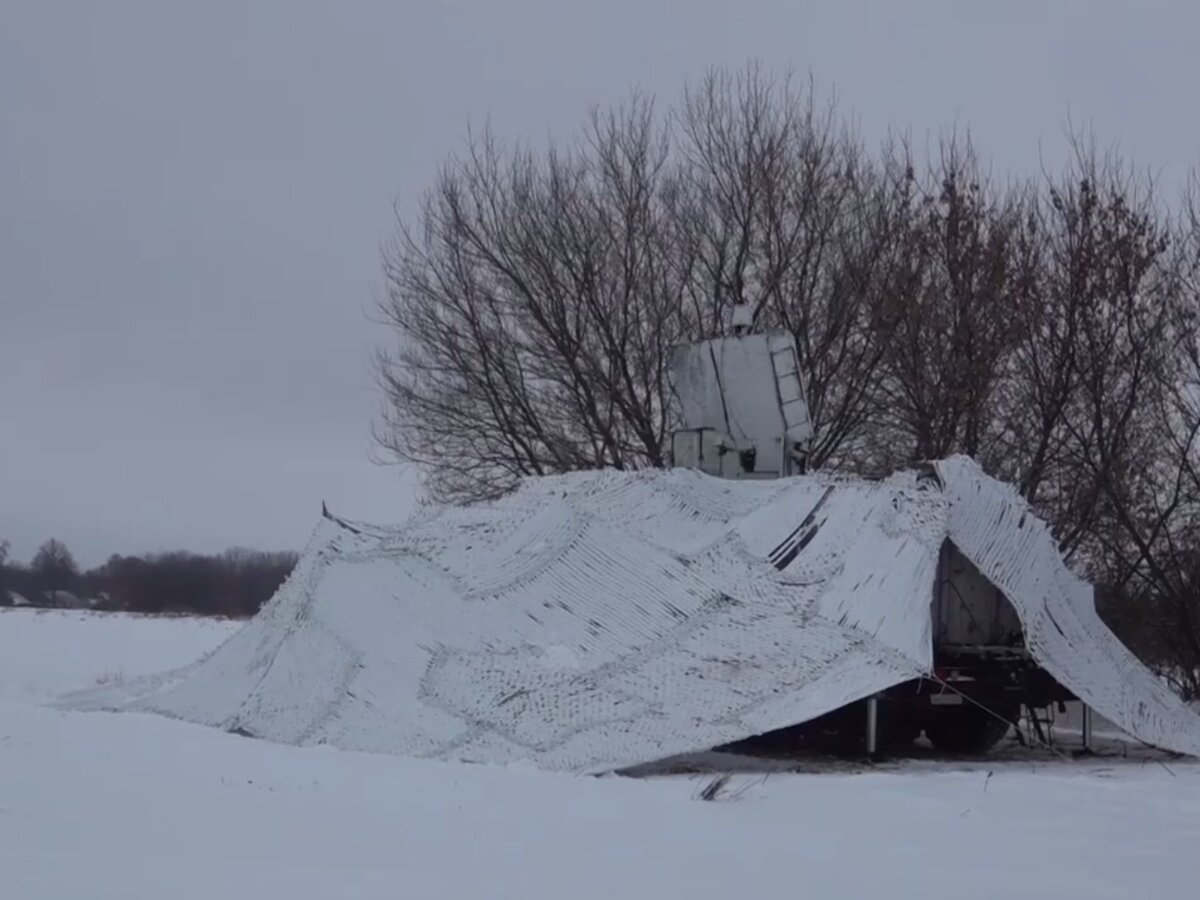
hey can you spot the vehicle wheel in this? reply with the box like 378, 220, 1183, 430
925, 704, 1016, 755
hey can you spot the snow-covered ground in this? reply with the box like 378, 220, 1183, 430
2, 609, 1198, 899
0, 608, 238, 705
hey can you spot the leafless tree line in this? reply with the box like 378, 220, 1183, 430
376, 65, 1200, 696
0, 538, 298, 619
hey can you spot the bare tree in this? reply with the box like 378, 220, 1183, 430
375, 100, 695, 503
867, 135, 1026, 468
377, 66, 894, 497
994, 142, 1174, 558
31, 538, 79, 602
1089, 165, 1200, 697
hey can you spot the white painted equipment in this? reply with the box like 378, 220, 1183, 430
670, 328, 813, 478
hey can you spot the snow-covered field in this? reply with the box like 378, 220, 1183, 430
2, 609, 1198, 899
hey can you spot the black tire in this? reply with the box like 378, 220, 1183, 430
925, 704, 1016, 755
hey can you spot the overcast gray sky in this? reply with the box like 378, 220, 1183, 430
3, 1, 1198, 567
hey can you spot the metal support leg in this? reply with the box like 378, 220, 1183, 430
1081, 703, 1093, 754
866, 696, 879, 759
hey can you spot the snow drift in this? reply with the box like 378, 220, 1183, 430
64, 457, 1200, 771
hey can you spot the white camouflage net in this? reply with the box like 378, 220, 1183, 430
64, 458, 1200, 771
936, 457, 1200, 757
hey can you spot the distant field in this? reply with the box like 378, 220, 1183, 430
0, 607, 237, 704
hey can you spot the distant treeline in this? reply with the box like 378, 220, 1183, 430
0, 537, 298, 618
